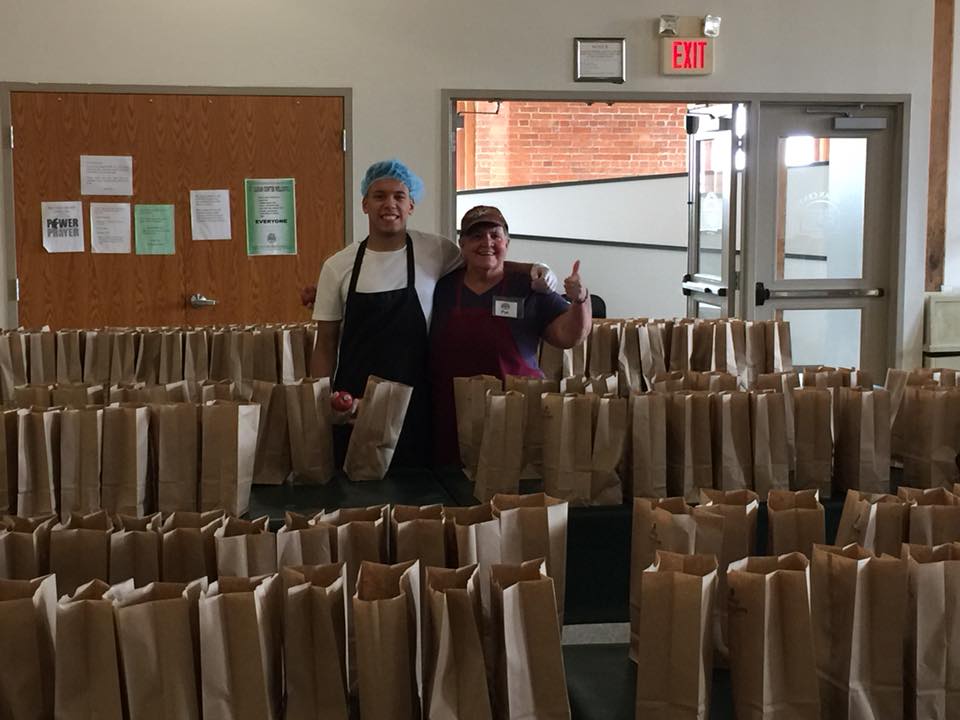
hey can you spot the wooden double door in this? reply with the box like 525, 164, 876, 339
10, 89, 345, 328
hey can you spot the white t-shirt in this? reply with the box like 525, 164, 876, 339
312, 230, 463, 326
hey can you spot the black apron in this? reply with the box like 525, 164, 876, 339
333, 235, 431, 468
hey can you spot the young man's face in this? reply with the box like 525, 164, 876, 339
362, 178, 414, 235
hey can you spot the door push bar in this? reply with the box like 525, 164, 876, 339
188, 292, 218, 309
681, 274, 728, 297
754, 282, 884, 306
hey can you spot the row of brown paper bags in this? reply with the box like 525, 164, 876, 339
455, 373, 889, 505
0, 560, 566, 720
633, 544, 948, 720
0, 324, 318, 406
887, 368, 960, 489
1, 494, 569, 621
538, 318, 792, 392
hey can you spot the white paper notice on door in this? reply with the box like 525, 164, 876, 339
41, 201, 85, 253
80, 155, 133, 196
90, 202, 131, 254
190, 189, 231, 240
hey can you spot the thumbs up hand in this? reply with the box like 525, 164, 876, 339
564, 260, 587, 303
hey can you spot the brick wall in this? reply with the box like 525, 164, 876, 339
457, 101, 688, 190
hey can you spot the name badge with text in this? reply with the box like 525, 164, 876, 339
493, 297, 523, 319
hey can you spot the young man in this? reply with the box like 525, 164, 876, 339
309, 159, 555, 467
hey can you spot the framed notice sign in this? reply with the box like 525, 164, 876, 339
574, 38, 626, 83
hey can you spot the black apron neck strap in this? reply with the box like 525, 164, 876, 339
347, 235, 415, 297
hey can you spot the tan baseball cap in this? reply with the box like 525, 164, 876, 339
460, 205, 509, 236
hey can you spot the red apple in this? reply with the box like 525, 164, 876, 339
331, 390, 354, 413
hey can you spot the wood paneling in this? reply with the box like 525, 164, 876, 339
11, 91, 344, 328
927, 0, 954, 291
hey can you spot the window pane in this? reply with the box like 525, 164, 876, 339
777, 137, 866, 280
697, 137, 726, 278
780, 308, 861, 368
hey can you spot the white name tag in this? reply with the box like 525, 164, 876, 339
493, 297, 521, 319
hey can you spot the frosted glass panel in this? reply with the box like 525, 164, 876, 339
780, 308, 861, 368
696, 302, 721, 319
778, 137, 866, 280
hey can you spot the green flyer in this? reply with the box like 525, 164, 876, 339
244, 178, 297, 256
134, 204, 175, 255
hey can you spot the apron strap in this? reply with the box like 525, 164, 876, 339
347, 239, 368, 297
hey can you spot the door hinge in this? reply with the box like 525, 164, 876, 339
342, 129, 347, 153
7, 125, 12, 150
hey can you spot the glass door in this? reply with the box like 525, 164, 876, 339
683, 104, 740, 318
751, 103, 900, 378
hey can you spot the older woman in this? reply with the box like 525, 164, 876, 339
430, 205, 592, 465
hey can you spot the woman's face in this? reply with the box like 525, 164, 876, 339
460, 223, 509, 272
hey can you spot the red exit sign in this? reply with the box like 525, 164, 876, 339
660, 37, 715, 75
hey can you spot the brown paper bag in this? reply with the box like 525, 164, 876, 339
538, 340, 564, 382
150, 402, 200, 513
492, 493, 569, 625
276, 512, 334, 568
562, 339, 589, 378
629, 497, 724, 661
284, 378, 334, 484
473, 390, 526, 502
710, 391, 753, 492
835, 490, 908, 557
17, 405, 61, 516
690, 320, 716, 372
59, 406, 103, 518
199, 574, 283, 720
750, 390, 790, 499
81, 330, 112, 385
343, 375, 413, 482
278, 326, 307, 383
591, 394, 628, 505
56, 329, 84, 384
727, 554, 819, 720
835, 388, 891, 495
184, 330, 209, 383
0, 574, 57, 718
52, 383, 105, 408
49, 510, 112, 596
714, 320, 747, 386
110, 331, 137, 384
669, 320, 692, 372
27, 329, 56, 385
353, 559, 422, 720
561, 373, 619, 395
0, 513, 56, 579
200, 400, 261, 516
618, 321, 644, 397
215, 515, 278, 577
811, 544, 907, 720
901, 387, 960, 489
284, 563, 349, 720
588, 320, 620, 376
110, 513, 161, 587
200, 379, 237, 402
491, 560, 570, 720
251, 380, 291, 485
157, 329, 184, 383
136, 330, 162, 385
252, 327, 278, 383
13, 382, 53, 408
630, 391, 668, 499
101, 402, 150, 516
667, 391, 713, 502
762, 320, 793, 373
635, 551, 718, 720
55, 579, 124, 719
442, 503, 497, 571
793, 387, 834, 497
899, 486, 960, 545
0, 409, 16, 515
391, 504, 446, 567
767, 489, 826, 558
505, 375, 559, 477
638, 321, 669, 390
161, 511, 224, 582
111, 579, 205, 720
0, 331, 28, 404
744, 321, 766, 390
424, 565, 491, 720
453, 374, 503, 478
902, 543, 960, 720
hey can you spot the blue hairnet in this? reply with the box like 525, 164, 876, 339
360, 159, 424, 203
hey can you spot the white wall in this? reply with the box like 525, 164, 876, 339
0, 0, 933, 366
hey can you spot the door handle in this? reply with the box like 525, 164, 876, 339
188, 292, 218, 309
755, 282, 883, 306
681, 274, 728, 297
